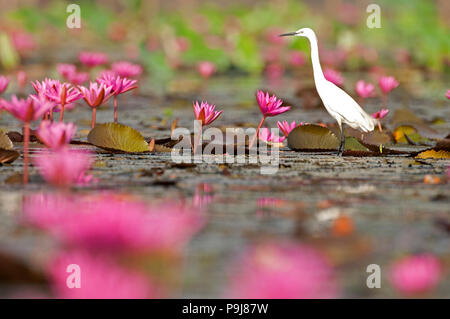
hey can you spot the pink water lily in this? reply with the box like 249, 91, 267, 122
79, 51, 108, 68
378, 76, 399, 108
23, 194, 205, 252
288, 51, 306, 67
97, 74, 137, 123
111, 61, 143, 78
37, 120, 77, 149
371, 108, 389, 132
57, 63, 77, 79
1, 95, 54, 183
48, 251, 157, 299
0, 75, 10, 95
324, 68, 344, 86
389, 254, 441, 295
249, 91, 290, 149
277, 120, 301, 137
226, 241, 338, 298
446, 89, 450, 99
45, 82, 83, 121
34, 148, 95, 187
79, 82, 113, 128
258, 128, 285, 143
68, 72, 90, 85
355, 80, 375, 99
197, 61, 216, 79
192, 101, 223, 153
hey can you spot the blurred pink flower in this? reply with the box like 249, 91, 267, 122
371, 109, 389, 120
446, 90, 450, 99
258, 127, 285, 143
57, 64, 77, 79
176, 37, 190, 52
265, 63, 284, 80
265, 28, 286, 46
11, 30, 36, 53
0, 76, 10, 95
48, 251, 157, 299
97, 74, 137, 123
324, 68, 344, 86
67, 72, 90, 85
79, 52, 108, 68
193, 101, 223, 126
226, 241, 338, 298
389, 254, 442, 295
378, 76, 399, 94
37, 120, 77, 149
193, 183, 214, 208
111, 61, 143, 78
23, 194, 205, 252
34, 149, 95, 187
256, 90, 290, 117
197, 61, 216, 79
1, 95, 53, 122
17, 71, 27, 88
321, 48, 347, 67
288, 51, 306, 67
277, 120, 301, 137
355, 80, 375, 99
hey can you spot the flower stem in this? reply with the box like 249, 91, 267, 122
91, 108, 97, 129
382, 94, 387, 109
114, 96, 118, 123
23, 122, 30, 184
249, 116, 265, 149
60, 102, 65, 122
193, 126, 202, 154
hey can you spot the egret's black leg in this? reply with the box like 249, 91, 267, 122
337, 125, 345, 156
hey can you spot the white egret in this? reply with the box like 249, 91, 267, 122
280, 28, 377, 156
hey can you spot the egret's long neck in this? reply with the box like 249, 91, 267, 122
307, 33, 325, 83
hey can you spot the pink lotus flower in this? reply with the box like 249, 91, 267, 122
37, 121, 77, 149
378, 76, 399, 94
324, 68, 344, 86
0, 75, 10, 95
79, 51, 108, 68
23, 194, 205, 252
355, 80, 375, 99
111, 61, 143, 78
193, 101, 223, 126
97, 74, 138, 123
197, 61, 216, 79
389, 254, 442, 295
57, 64, 77, 79
277, 120, 301, 137
69, 72, 90, 85
17, 71, 27, 88
258, 128, 285, 143
226, 241, 338, 298
11, 30, 36, 53
288, 51, 306, 67
446, 90, 450, 99
265, 63, 284, 80
34, 149, 95, 187
1, 95, 54, 183
48, 251, 157, 299
249, 91, 291, 149
256, 91, 291, 117
79, 82, 113, 128
371, 108, 389, 120
45, 81, 83, 121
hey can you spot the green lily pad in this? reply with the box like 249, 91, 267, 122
88, 123, 149, 153
288, 124, 339, 150
344, 137, 370, 152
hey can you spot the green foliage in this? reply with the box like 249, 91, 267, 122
0, 33, 19, 70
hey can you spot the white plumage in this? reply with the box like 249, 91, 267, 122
281, 28, 377, 155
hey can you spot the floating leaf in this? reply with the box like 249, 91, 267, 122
394, 125, 428, 144
416, 149, 450, 159
288, 124, 339, 150
0, 130, 13, 150
390, 108, 424, 126
87, 123, 149, 153
0, 149, 20, 164
344, 137, 370, 152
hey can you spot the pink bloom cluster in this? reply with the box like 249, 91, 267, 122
226, 241, 338, 298
379, 76, 399, 94
79, 51, 108, 68
37, 120, 77, 149
355, 80, 375, 99
258, 128, 285, 143
0, 95, 53, 122
111, 61, 143, 78
57, 64, 90, 85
